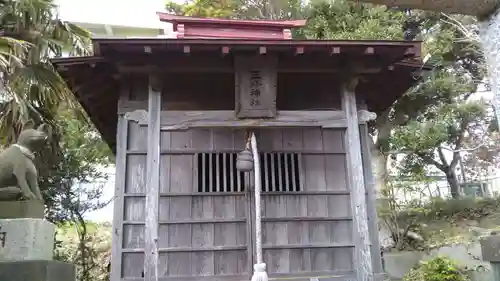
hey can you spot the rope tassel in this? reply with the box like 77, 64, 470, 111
250, 133, 268, 281
251, 263, 268, 281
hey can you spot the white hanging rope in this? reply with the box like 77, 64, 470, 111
250, 132, 268, 281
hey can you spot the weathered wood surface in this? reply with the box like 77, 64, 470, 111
341, 80, 373, 281
234, 55, 278, 118
143, 75, 161, 281
121, 108, 376, 130
110, 81, 130, 281
360, 124, 384, 274
119, 127, 358, 279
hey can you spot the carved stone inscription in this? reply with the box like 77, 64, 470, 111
0, 227, 5, 247
235, 55, 277, 118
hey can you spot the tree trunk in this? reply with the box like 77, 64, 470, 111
372, 149, 389, 198
446, 169, 461, 199
370, 143, 394, 248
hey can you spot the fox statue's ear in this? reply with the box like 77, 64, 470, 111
37, 123, 47, 132
22, 120, 35, 130
37, 123, 51, 135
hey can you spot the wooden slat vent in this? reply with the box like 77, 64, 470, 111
197, 153, 246, 192
196, 152, 302, 193
260, 152, 301, 192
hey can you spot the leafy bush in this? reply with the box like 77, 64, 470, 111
402, 256, 471, 281
397, 197, 500, 223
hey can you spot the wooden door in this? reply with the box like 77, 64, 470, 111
250, 128, 356, 278
184, 129, 255, 281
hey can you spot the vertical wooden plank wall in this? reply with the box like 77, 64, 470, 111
113, 79, 380, 280
120, 127, 251, 281
257, 128, 355, 277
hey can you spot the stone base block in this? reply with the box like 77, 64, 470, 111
481, 234, 500, 262
0, 200, 44, 219
0, 260, 75, 281
0, 219, 54, 261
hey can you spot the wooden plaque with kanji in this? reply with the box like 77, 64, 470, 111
234, 55, 277, 118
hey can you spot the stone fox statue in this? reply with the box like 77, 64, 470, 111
0, 123, 50, 201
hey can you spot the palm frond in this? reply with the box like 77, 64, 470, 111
0, 0, 92, 146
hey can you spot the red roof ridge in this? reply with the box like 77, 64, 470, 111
156, 12, 307, 28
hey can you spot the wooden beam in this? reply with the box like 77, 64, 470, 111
177, 24, 185, 38
364, 47, 374, 54
183, 46, 190, 54
341, 77, 373, 281
122, 109, 376, 129
259, 46, 267, 55
295, 46, 305, 56
331, 47, 341, 55
113, 53, 396, 74
222, 46, 230, 56
117, 64, 382, 74
144, 74, 162, 281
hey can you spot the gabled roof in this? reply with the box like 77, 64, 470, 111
51, 15, 429, 153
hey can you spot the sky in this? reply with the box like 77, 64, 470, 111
57, 0, 167, 28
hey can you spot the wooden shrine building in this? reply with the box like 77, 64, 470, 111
52, 14, 426, 281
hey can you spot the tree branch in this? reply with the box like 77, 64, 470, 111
437, 147, 449, 166
450, 118, 469, 168
416, 152, 446, 171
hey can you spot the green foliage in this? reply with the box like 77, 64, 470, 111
398, 197, 500, 223
40, 109, 112, 223
0, 0, 92, 146
165, 0, 240, 18
165, 0, 305, 20
301, 0, 407, 40
403, 256, 471, 281
55, 222, 112, 281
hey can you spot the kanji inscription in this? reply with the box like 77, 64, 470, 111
235, 56, 277, 118
0, 227, 6, 247
249, 70, 263, 107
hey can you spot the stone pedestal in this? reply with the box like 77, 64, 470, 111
480, 234, 500, 280
0, 217, 76, 281
0, 219, 54, 261
0, 260, 76, 281
0, 200, 44, 219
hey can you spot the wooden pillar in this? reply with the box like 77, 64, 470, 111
144, 74, 162, 281
360, 124, 384, 276
110, 80, 130, 281
341, 78, 373, 281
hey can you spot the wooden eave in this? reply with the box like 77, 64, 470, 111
90, 37, 421, 57
52, 38, 427, 153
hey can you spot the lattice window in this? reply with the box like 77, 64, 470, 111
259, 153, 301, 192
196, 152, 302, 193
197, 153, 246, 192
